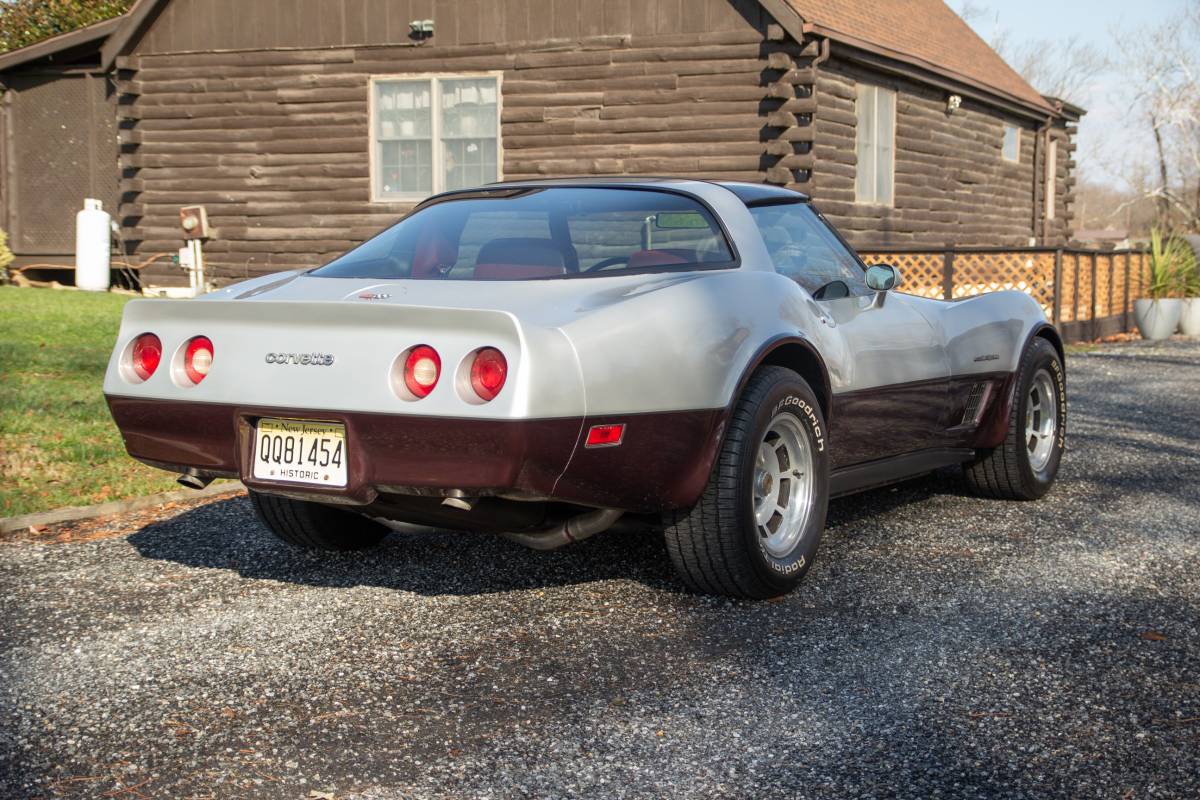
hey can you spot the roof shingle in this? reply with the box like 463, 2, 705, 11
783, 0, 1054, 113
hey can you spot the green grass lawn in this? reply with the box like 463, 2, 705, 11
0, 286, 182, 517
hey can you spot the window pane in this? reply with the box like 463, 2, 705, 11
376, 81, 431, 140
375, 80, 432, 197
1002, 124, 1020, 162
440, 78, 498, 138
443, 137, 498, 191
875, 88, 895, 205
440, 78, 499, 188
855, 85, 876, 203
378, 139, 432, 197
749, 203, 866, 295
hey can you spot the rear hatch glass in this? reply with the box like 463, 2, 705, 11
310, 187, 736, 280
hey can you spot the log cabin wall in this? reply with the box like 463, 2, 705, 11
1036, 122, 1078, 245
117, 0, 798, 285
809, 56, 1056, 248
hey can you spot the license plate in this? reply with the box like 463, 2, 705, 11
252, 418, 347, 487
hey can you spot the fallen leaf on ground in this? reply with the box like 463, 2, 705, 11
1139, 630, 1167, 641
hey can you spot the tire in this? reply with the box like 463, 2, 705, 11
663, 367, 830, 599
249, 490, 389, 551
964, 336, 1066, 500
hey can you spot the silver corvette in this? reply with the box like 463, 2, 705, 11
104, 178, 1066, 598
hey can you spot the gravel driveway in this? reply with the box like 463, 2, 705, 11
2, 339, 1198, 799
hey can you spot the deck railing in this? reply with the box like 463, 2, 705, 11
858, 247, 1151, 343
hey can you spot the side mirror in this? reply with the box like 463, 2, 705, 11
864, 263, 901, 292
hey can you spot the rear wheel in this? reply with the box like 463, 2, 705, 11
249, 490, 389, 551
964, 336, 1066, 500
663, 367, 829, 599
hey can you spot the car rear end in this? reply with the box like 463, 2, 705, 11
104, 181, 754, 521
103, 294, 586, 507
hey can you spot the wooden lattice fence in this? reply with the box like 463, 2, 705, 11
859, 247, 1151, 342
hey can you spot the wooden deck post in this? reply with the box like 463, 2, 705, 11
941, 249, 954, 301
1107, 253, 1115, 335
1052, 248, 1063, 326
1090, 251, 1098, 340
1123, 251, 1132, 333
1072, 252, 1081, 328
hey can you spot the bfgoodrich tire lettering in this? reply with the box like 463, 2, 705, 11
249, 490, 389, 551
663, 366, 830, 599
964, 336, 1066, 500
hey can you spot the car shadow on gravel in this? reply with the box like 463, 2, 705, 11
127, 474, 959, 597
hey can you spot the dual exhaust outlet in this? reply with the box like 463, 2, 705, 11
441, 490, 624, 551
177, 474, 622, 551
177, 469, 213, 490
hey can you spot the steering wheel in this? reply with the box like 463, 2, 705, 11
584, 256, 632, 273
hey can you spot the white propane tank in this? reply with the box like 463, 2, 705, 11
75, 198, 111, 291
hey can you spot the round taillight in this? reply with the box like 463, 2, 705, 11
183, 336, 214, 385
404, 345, 440, 398
470, 347, 507, 401
131, 333, 162, 381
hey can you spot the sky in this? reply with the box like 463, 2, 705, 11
960, 0, 1189, 188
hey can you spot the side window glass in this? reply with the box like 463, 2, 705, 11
749, 203, 866, 297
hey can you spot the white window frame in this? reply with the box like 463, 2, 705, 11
1002, 123, 1020, 163
368, 72, 504, 203
854, 80, 892, 205
1045, 139, 1057, 220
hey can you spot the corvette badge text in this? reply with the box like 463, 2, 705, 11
265, 353, 336, 366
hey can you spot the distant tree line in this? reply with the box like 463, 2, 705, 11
0, 0, 131, 54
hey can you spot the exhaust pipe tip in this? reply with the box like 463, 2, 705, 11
177, 471, 213, 490
441, 489, 474, 512
502, 508, 623, 551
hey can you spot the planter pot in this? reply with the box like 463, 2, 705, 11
1180, 298, 1200, 337
1133, 298, 1183, 340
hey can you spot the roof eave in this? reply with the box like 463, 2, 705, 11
1042, 95, 1087, 121
100, 0, 167, 71
0, 16, 122, 73
801, 21, 1061, 121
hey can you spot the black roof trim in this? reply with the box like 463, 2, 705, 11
713, 182, 810, 206
419, 178, 811, 209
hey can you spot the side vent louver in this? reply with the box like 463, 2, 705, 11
961, 382, 989, 426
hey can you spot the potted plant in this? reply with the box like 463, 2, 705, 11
1133, 229, 1186, 340
1179, 236, 1200, 337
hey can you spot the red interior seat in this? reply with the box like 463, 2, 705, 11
473, 238, 568, 280
411, 231, 459, 278
628, 248, 696, 269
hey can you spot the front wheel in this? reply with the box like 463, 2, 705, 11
964, 336, 1066, 500
663, 367, 830, 599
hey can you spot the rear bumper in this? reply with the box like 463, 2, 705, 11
105, 396, 724, 513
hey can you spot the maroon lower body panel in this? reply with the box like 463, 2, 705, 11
105, 396, 723, 513
828, 371, 1015, 470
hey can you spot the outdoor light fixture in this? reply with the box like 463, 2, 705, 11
179, 205, 209, 240
410, 19, 434, 39
946, 94, 963, 114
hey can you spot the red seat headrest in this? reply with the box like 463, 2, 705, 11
473, 238, 568, 280
412, 231, 459, 278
